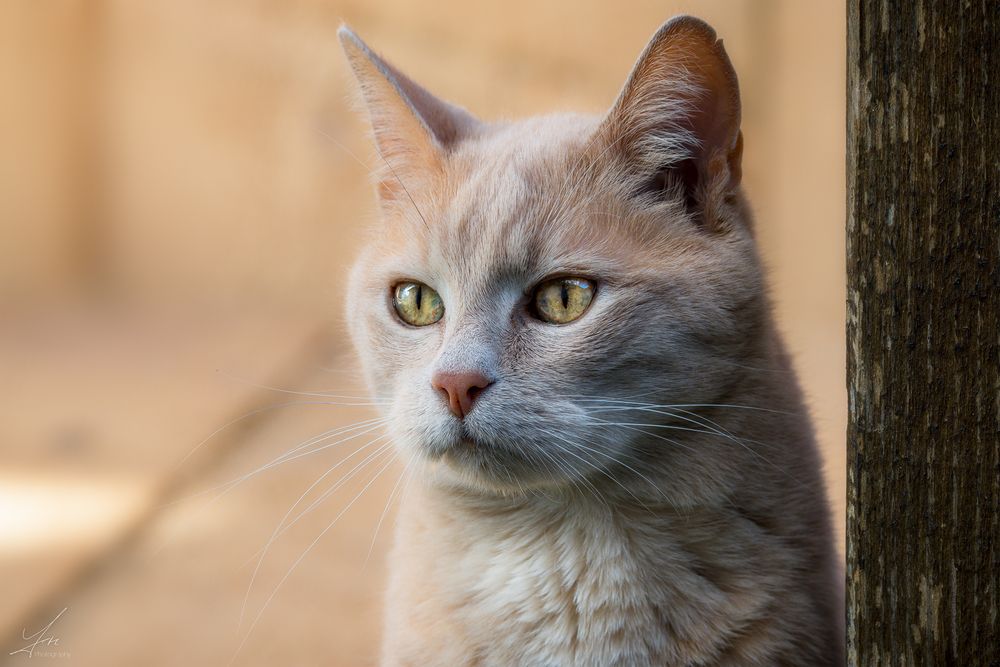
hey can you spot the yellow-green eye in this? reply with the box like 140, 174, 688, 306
533, 277, 595, 324
393, 282, 444, 326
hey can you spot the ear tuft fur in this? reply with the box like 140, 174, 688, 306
598, 15, 743, 217
338, 25, 479, 202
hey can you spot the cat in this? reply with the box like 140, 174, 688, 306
338, 15, 843, 666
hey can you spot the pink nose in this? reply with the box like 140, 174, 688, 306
431, 370, 493, 419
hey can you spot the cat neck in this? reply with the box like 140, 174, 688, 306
413, 464, 728, 539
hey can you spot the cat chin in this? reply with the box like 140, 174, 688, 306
416, 438, 579, 495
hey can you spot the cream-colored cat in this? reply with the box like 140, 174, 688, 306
339, 16, 843, 666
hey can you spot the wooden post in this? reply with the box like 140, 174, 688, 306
847, 1, 999, 664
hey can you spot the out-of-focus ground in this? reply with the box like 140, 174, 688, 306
0, 1, 845, 665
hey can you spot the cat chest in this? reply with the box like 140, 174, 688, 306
387, 498, 783, 664
410, 520, 739, 665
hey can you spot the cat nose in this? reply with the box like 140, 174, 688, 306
431, 370, 493, 419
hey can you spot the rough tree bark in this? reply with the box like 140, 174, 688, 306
847, 1, 999, 665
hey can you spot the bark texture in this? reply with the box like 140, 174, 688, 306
847, 1, 999, 664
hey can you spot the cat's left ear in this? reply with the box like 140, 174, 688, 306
599, 16, 743, 205
338, 26, 479, 201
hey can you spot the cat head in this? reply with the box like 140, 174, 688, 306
339, 17, 766, 498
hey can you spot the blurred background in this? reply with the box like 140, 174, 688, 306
0, 1, 844, 665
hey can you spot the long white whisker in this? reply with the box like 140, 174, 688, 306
216, 371, 389, 402
549, 431, 659, 513
171, 400, 385, 474
568, 396, 795, 416
543, 433, 623, 508
263, 439, 396, 549
527, 444, 582, 502
589, 407, 746, 449
238, 435, 392, 629
201, 419, 390, 506
237, 438, 397, 577
569, 432, 666, 502
363, 450, 416, 569
230, 452, 397, 665
587, 414, 803, 487
161, 417, 389, 511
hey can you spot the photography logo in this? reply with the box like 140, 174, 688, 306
8, 607, 71, 659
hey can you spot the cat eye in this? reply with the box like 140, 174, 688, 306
532, 278, 595, 324
393, 281, 444, 326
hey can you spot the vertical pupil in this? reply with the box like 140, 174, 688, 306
415, 284, 422, 310
560, 282, 569, 309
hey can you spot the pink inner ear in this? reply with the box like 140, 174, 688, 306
339, 26, 479, 175
681, 38, 741, 167
602, 17, 743, 187
383, 64, 476, 148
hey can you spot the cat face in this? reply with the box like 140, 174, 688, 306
341, 19, 764, 494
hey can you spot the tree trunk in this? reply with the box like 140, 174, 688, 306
847, 1, 999, 664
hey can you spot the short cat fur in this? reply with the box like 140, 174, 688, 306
339, 16, 844, 666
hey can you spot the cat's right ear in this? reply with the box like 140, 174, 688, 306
338, 26, 479, 203
597, 17, 743, 224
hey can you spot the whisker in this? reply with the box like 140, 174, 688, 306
230, 452, 397, 665
212, 420, 388, 499
585, 406, 781, 458
265, 438, 395, 549
363, 450, 416, 569
548, 430, 660, 513
590, 406, 780, 458
544, 432, 641, 509
587, 418, 804, 490
171, 400, 385, 475
538, 437, 604, 503
238, 435, 393, 629
218, 372, 389, 402
565, 395, 797, 416
319, 128, 431, 233
570, 432, 666, 502
167, 418, 389, 510
528, 444, 586, 504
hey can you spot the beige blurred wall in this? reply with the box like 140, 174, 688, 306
0, 0, 845, 535
0, 1, 99, 301
1, 1, 844, 307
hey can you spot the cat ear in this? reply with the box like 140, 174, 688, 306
338, 25, 479, 200
599, 16, 743, 209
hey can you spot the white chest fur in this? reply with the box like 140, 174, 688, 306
381, 487, 791, 667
